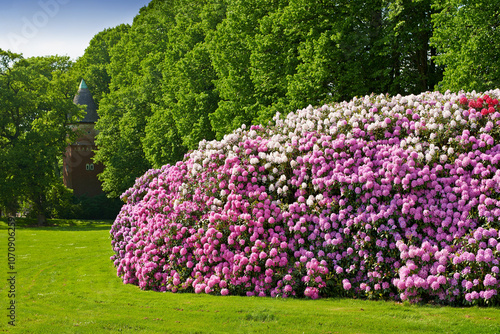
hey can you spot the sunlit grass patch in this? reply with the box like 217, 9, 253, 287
0, 219, 499, 333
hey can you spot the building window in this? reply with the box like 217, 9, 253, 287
86, 163, 95, 171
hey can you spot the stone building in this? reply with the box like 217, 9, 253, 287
63, 79, 104, 197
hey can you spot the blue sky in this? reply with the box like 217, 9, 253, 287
0, 0, 151, 60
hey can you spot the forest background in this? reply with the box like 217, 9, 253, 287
1, 0, 499, 223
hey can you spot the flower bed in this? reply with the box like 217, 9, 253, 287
110, 90, 500, 305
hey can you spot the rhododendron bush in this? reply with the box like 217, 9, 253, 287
110, 90, 500, 305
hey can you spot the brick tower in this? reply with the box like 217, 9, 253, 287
63, 79, 103, 197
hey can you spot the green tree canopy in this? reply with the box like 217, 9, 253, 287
89, 0, 500, 201
71, 24, 130, 105
93, 0, 175, 198
431, 0, 500, 91
0, 49, 83, 224
94, 0, 226, 196
208, 0, 442, 129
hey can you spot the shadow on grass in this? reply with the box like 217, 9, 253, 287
0, 217, 113, 231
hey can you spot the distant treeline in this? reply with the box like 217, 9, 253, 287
71, 0, 500, 198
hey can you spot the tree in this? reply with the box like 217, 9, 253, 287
88, 0, 448, 201
207, 0, 278, 138
384, 0, 442, 94
209, 0, 441, 128
431, 0, 500, 91
0, 49, 83, 224
93, 0, 175, 198
71, 24, 130, 105
95, 0, 227, 196
157, 0, 224, 150
250, 0, 385, 121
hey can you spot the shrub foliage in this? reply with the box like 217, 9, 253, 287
111, 90, 500, 305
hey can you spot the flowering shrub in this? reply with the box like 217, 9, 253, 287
110, 90, 500, 305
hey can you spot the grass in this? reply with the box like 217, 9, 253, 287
1, 218, 500, 333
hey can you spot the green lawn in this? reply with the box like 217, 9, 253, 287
1, 218, 499, 334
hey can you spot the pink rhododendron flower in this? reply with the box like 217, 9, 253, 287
110, 90, 500, 306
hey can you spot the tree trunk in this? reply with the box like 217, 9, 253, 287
37, 213, 47, 226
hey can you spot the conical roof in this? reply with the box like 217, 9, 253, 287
73, 79, 98, 123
